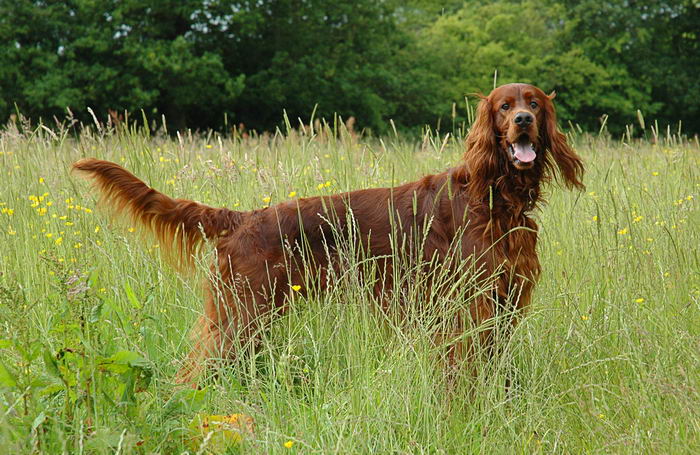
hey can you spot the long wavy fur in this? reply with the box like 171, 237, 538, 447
541, 92, 585, 189
72, 159, 242, 269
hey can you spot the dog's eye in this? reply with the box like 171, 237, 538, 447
501, 103, 510, 111
530, 101, 538, 109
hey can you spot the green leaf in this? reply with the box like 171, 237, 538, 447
31, 412, 46, 431
89, 301, 104, 323
123, 282, 142, 309
87, 268, 100, 289
43, 349, 61, 378
0, 362, 17, 388
38, 383, 63, 397
163, 387, 207, 418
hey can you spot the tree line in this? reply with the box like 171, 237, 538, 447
1, 0, 698, 135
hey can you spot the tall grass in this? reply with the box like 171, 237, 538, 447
0, 119, 698, 453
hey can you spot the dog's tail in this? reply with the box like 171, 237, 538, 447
72, 158, 242, 269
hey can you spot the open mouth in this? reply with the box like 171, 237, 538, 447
508, 138, 536, 168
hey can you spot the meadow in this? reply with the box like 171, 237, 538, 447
0, 118, 698, 453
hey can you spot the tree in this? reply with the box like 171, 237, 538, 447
2, 0, 698, 134
558, 0, 700, 133
191, 0, 422, 132
0, 0, 243, 130
400, 0, 655, 132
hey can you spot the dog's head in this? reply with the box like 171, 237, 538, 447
464, 83, 584, 197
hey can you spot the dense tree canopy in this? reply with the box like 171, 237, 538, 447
1, 0, 698, 134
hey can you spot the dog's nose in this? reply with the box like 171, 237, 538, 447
514, 112, 534, 127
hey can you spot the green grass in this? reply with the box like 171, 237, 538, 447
0, 120, 698, 453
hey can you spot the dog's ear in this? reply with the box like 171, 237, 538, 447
542, 94, 584, 189
463, 96, 500, 200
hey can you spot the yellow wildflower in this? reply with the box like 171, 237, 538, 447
284, 440, 295, 449
291, 285, 302, 292
617, 228, 628, 235
262, 196, 271, 203
288, 191, 297, 198
635, 298, 645, 303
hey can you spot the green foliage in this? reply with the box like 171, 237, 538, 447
402, 0, 680, 133
0, 0, 698, 133
0, 0, 241, 130
0, 124, 698, 452
558, 0, 700, 132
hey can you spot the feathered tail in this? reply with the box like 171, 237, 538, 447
72, 159, 242, 269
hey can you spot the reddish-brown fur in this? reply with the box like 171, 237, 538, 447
73, 83, 583, 384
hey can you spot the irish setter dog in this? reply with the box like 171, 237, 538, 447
73, 83, 583, 384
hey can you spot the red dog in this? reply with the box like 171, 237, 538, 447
74, 83, 583, 383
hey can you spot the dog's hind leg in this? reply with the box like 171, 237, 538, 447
175, 285, 270, 386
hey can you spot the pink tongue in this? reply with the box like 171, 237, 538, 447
513, 143, 536, 163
